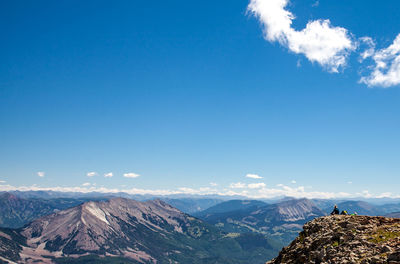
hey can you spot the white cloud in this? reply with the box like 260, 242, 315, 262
87, 172, 97, 177
177, 187, 217, 194
123, 172, 140, 178
247, 0, 355, 72
229, 182, 247, 189
82, 182, 91, 186
255, 184, 352, 199
359, 190, 372, 198
248, 182, 266, 189
359, 37, 376, 62
312, 0, 319, 7
0, 180, 5, 184
347, 181, 353, 184
360, 34, 400, 87
0, 183, 399, 199
246, 173, 263, 179
37, 171, 45, 177
291, 180, 296, 184
104, 172, 113, 178
210, 182, 218, 186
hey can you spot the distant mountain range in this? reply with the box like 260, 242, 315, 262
0, 198, 281, 264
386, 211, 400, 218
159, 198, 223, 214
0, 192, 223, 228
0, 192, 106, 228
1, 190, 400, 263
195, 198, 325, 245
321, 200, 400, 216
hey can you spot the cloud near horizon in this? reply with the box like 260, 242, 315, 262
246, 173, 263, 179
86, 172, 97, 177
123, 172, 140, 178
230, 182, 247, 189
104, 172, 113, 178
248, 182, 266, 189
37, 172, 45, 178
0, 182, 399, 199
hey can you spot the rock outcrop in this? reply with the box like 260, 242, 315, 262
267, 215, 400, 264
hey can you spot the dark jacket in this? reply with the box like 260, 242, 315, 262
331, 207, 339, 215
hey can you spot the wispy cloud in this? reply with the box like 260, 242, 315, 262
248, 182, 266, 189
210, 182, 218, 186
248, 0, 355, 72
82, 182, 91, 186
359, 37, 376, 62
37, 172, 45, 178
360, 34, 400, 87
358, 190, 372, 198
0, 180, 5, 184
86, 172, 97, 177
291, 180, 296, 184
104, 172, 113, 178
123, 172, 140, 178
230, 182, 247, 189
246, 173, 263, 179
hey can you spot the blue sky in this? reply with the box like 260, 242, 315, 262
1, 0, 400, 199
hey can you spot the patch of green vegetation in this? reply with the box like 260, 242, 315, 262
368, 228, 400, 244
298, 232, 305, 243
332, 241, 339, 247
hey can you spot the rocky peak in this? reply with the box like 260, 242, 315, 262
269, 198, 324, 222
267, 215, 400, 264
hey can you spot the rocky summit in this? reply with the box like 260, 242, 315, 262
267, 215, 400, 264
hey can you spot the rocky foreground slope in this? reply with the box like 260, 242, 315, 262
267, 215, 400, 264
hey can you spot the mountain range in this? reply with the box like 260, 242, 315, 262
1, 191, 400, 263
0, 198, 281, 264
0, 192, 107, 228
195, 198, 325, 245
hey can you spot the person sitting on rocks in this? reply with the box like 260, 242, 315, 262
330, 205, 339, 215
340, 210, 348, 215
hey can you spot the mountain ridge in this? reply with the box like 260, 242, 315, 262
196, 198, 326, 245
0, 197, 281, 264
